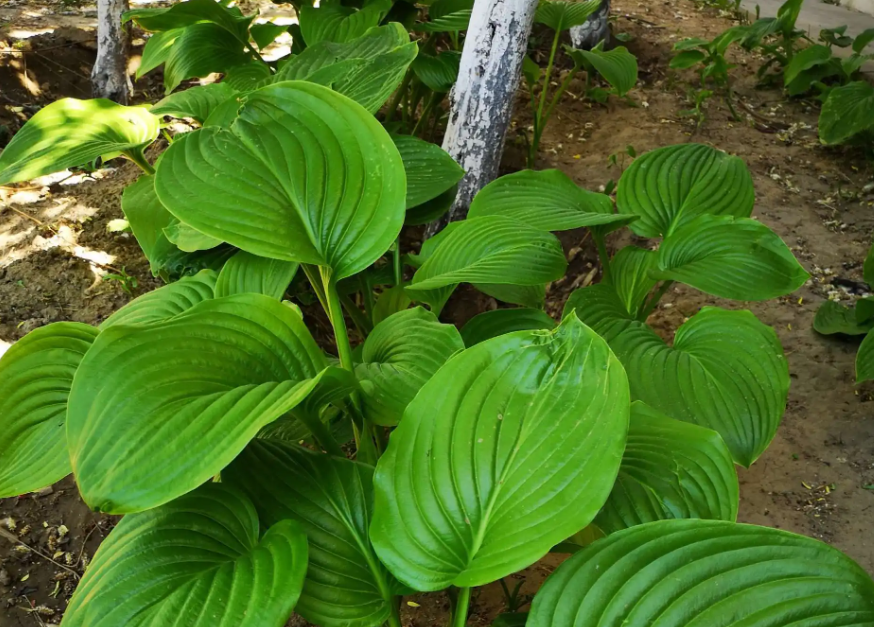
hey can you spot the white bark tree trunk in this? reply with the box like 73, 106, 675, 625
569, 0, 611, 50
426, 0, 538, 236
92, 0, 131, 103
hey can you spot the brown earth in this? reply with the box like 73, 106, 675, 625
2, 0, 874, 625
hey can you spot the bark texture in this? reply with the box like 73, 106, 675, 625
570, 0, 611, 50
426, 0, 538, 237
92, 0, 132, 104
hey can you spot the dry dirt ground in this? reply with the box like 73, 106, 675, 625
1, 0, 874, 625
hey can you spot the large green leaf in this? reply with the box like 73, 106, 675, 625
224, 440, 405, 627
155, 81, 406, 280
468, 169, 630, 232
392, 134, 464, 209
150, 83, 239, 123
567, 287, 788, 467
856, 330, 874, 383
819, 81, 874, 145
460, 308, 556, 347
163, 23, 252, 93
223, 61, 273, 91
574, 46, 638, 96
100, 270, 217, 329
610, 246, 657, 316
0, 99, 159, 185
251, 22, 288, 49
813, 300, 874, 336
616, 143, 755, 238
67, 294, 352, 513
535, 0, 602, 31
411, 50, 461, 92
654, 215, 809, 301
137, 28, 184, 79
528, 519, 874, 626
124, 0, 252, 41
406, 216, 567, 293
215, 251, 299, 299
355, 307, 463, 426
370, 315, 630, 590
0, 323, 98, 498
300, 4, 385, 46
61, 483, 309, 627
596, 401, 738, 534
163, 218, 224, 252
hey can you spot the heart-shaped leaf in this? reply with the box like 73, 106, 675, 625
0, 323, 98, 497
819, 81, 874, 145
215, 251, 299, 299
163, 23, 252, 93
370, 314, 629, 590
814, 300, 874, 336
617, 143, 754, 238
528, 519, 874, 626
62, 483, 309, 627
225, 440, 406, 627
596, 401, 738, 534
151, 83, 239, 123
100, 270, 217, 329
468, 170, 629, 232
571, 46, 638, 96
356, 307, 463, 426
68, 294, 352, 513
460, 308, 555, 347
407, 216, 567, 293
610, 246, 657, 316
535, 0, 602, 31
372, 284, 412, 325
654, 214, 809, 301
566, 286, 788, 467
155, 81, 406, 280
392, 134, 464, 209
0, 99, 159, 185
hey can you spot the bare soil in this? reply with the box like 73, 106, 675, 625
2, 0, 874, 625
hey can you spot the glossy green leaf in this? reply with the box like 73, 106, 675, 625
819, 81, 874, 145
853, 27, 874, 52
567, 288, 788, 467
857, 296, 874, 324
370, 314, 630, 590
575, 46, 638, 96
610, 246, 657, 316
67, 294, 349, 513
155, 81, 406, 280
164, 219, 224, 252
225, 439, 405, 627
150, 83, 239, 123
372, 284, 412, 325
356, 307, 463, 426
528, 519, 874, 626
223, 61, 273, 91
535, 0, 601, 31
100, 270, 217, 329
475, 282, 547, 309
468, 169, 629, 232
251, 22, 288, 49
417, 11, 472, 32
411, 50, 461, 92
617, 143, 755, 238
392, 134, 464, 209
163, 23, 252, 93
655, 214, 809, 301
783, 43, 832, 85
137, 28, 184, 79
407, 216, 567, 293
215, 251, 299, 299
300, 4, 384, 46
0, 323, 98, 498
813, 300, 874, 336
856, 330, 874, 383
523, 55, 541, 89
0, 99, 159, 185
460, 308, 555, 347
62, 483, 309, 627
596, 401, 738, 534
124, 0, 252, 41
669, 49, 706, 69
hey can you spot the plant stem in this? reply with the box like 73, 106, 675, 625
452, 587, 471, 627
543, 67, 579, 127
386, 600, 403, 627
359, 275, 375, 320
321, 267, 356, 374
638, 280, 674, 321
386, 67, 414, 123
340, 292, 373, 335
537, 28, 562, 125
413, 92, 439, 137
125, 148, 155, 175
393, 239, 403, 286
294, 408, 344, 457
302, 264, 329, 315
593, 233, 612, 284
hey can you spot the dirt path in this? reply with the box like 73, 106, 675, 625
2, 0, 874, 624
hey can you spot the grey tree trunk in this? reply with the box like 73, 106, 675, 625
570, 0, 611, 49
92, 0, 131, 103
426, 0, 538, 237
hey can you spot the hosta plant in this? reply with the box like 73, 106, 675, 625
1, 74, 872, 627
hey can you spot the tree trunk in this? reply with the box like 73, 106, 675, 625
92, 0, 131, 104
425, 0, 538, 237
570, 0, 611, 50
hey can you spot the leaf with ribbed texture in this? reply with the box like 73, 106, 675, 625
411, 51, 461, 92
155, 81, 406, 280
535, 0, 602, 31
819, 81, 874, 145
567, 288, 788, 467
224, 440, 405, 627
856, 330, 874, 383
610, 246, 657, 316
300, 5, 383, 46
475, 282, 547, 309
137, 28, 183, 79
417, 0, 473, 32
370, 314, 630, 590
61, 483, 309, 627
575, 46, 638, 96
616, 143, 755, 238
355, 307, 463, 426
0, 323, 98, 498
151, 83, 238, 123
100, 271, 217, 329
123, 0, 252, 41
223, 61, 273, 91
0, 99, 159, 185
67, 294, 349, 513
814, 300, 874, 335
654, 215, 809, 301
468, 169, 629, 233
392, 135, 464, 209
163, 23, 252, 93
214, 251, 299, 299
595, 401, 738, 534
164, 219, 224, 252
407, 216, 567, 293
333, 42, 417, 113
460, 308, 555, 347
528, 518, 874, 627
